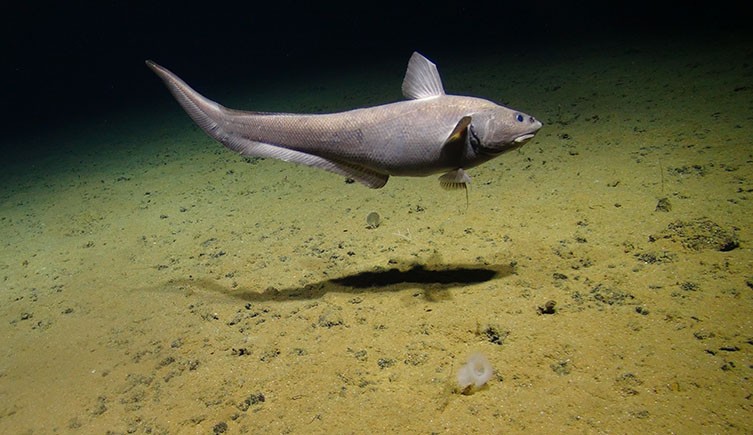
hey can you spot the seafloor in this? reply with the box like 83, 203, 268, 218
1, 36, 751, 433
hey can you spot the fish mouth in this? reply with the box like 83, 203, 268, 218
513, 133, 536, 144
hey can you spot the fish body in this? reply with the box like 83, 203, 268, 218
147, 53, 542, 188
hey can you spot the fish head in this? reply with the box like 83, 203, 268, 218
470, 107, 542, 154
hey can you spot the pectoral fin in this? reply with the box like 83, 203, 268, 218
439, 116, 472, 164
444, 116, 471, 146
438, 117, 473, 190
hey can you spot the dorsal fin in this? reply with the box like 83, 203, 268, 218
401, 52, 446, 99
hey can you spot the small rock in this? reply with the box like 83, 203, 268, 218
655, 197, 672, 212
537, 300, 557, 315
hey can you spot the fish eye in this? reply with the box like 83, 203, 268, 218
515, 113, 524, 122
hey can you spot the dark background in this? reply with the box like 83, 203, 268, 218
2, 1, 750, 155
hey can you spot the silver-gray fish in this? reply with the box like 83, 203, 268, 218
146, 52, 542, 189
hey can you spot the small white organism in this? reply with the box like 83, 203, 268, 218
456, 352, 494, 394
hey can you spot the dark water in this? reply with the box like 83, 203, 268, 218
3, 2, 749, 153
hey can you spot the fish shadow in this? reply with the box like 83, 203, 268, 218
170, 260, 515, 302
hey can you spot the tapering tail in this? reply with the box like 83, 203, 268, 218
145, 61, 229, 140
145, 60, 390, 188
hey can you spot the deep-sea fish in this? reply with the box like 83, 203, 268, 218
146, 53, 542, 189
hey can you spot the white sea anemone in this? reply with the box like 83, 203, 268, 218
456, 352, 493, 394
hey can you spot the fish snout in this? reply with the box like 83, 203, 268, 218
512, 116, 543, 145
